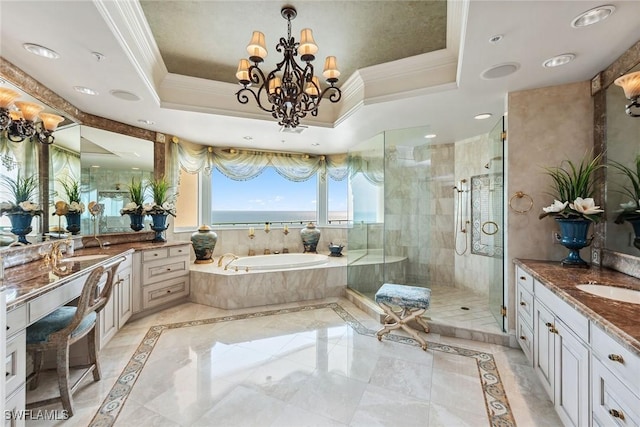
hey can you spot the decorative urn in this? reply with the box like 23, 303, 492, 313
300, 222, 321, 253
191, 224, 218, 264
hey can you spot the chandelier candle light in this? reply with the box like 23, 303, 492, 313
235, 6, 342, 128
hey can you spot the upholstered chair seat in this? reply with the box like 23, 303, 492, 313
26, 256, 125, 417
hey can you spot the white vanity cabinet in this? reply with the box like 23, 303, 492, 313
98, 254, 133, 349
132, 244, 190, 315
591, 324, 640, 426
516, 266, 591, 427
4, 305, 26, 427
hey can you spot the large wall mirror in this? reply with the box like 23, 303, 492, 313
595, 38, 640, 265
605, 62, 640, 255
0, 74, 156, 247
80, 127, 154, 235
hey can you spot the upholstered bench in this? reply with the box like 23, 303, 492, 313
374, 283, 431, 351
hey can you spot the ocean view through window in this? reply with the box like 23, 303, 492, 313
211, 167, 348, 225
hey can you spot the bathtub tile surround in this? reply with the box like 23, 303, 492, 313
190, 255, 347, 309
21, 298, 559, 427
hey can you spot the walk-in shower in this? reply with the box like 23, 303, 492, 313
346, 119, 506, 335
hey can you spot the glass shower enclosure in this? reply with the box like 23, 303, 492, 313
347, 121, 505, 333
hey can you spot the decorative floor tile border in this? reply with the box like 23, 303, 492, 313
89, 303, 515, 427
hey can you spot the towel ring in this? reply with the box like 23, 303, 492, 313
509, 191, 533, 214
481, 221, 499, 235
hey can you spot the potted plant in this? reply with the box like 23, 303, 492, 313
55, 177, 84, 235
539, 153, 604, 267
119, 178, 147, 231
145, 176, 176, 242
0, 173, 43, 244
609, 155, 640, 249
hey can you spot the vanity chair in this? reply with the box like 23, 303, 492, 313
25, 257, 125, 417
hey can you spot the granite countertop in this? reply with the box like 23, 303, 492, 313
4, 240, 191, 310
515, 259, 640, 356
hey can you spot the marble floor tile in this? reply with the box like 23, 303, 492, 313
23, 298, 560, 427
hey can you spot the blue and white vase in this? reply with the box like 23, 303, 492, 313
128, 213, 145, 232
301, 222, 321, 253
191, 224, 218, 264
556, 218, 592, 267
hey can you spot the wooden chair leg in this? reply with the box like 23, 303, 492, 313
88, 327, 101, 381
29, 350, 44, 391
56, 343, 74, 417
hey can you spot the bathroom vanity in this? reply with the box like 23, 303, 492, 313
515, 259, 640, 427
2, 239, 191, 425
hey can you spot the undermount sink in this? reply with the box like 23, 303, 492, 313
61, 254, 110, 262
576, 284, 640, 304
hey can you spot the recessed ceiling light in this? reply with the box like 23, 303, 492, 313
424, 134, 437, 139
543, 53, 575, 68
474, 113, 493, 120
110, 90, 140, 101
23, 43, 60, 59
311, 142, 319, 146
488, 34, 503, 44
571, 5, 615, 28
481, 63, 520, 79
243, 136, 253, 140
73, 86, 98, 96
138, 119, 154, 125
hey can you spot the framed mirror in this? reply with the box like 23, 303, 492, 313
605, 62, 640, 256
80, 127, 154, 235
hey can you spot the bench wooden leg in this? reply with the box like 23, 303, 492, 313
376, 303, 428, 351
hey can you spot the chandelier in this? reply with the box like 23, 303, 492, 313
235, 6, 342, 128
0, 87, 64, 144
614, 71, 640, 117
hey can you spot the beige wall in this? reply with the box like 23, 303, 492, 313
507, 80, 594, 329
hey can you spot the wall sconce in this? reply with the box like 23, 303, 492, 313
614, 71, 640, 117
0, 87, 64, 144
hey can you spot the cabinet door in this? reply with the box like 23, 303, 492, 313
534, 302, 555, 400
118, 266, 133, 327
555, 318, 590, 427
99, 288, 118, 349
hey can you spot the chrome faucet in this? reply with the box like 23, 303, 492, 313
217, 253, 239, 269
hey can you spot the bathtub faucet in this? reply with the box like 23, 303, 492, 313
218, 253, 239, 269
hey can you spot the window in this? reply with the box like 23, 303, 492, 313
211, 167, 318, 224
327, 176, 348, 224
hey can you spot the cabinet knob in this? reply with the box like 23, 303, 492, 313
6, 325, 9, 330
608, 354, 624, 363
519, 276, 526, 280
545, 322, 552, 328
6, 372, 9, 377
520, 301, 526, 306
609, 409, 624, 420
519, 335, 526, 341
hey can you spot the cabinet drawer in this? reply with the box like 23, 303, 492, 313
142, 248, 168, 262
516, 266, 534, 294
516, 286, 534, 328
142, 256, 189, 285
517, 315, 534, 363
5, 331, 26, 398
28, 276, 83, 324
592, 357, 640, 426
6, 305, 26, 339
169, 245, 190, 258
534, 281, 589, 341
591, 324, 640, 397
142, 276, 189, 310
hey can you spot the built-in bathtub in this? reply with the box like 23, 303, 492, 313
189, 251, 408, 310
190, 253, 346, 309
